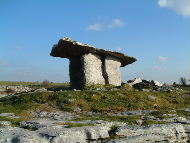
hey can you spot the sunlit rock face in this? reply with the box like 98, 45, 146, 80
50, 37, 137, 89
104, 56, 121, 86
82, 53, 105, 86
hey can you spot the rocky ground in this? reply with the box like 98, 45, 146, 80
0, 109, 189, 143
0, 80, 189, 143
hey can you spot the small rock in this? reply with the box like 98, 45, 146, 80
72, 89, 81, 91
136, 120, 143, 125
148, 95, 156, 100
0, 113, 18, 118
73, 107, 82, 112
68, 98, 76, 102
151, 80, 163, 87
34, 88, 47, 92
0, 121, 11, 126
128, 78, 142, 86
163, 114, 177, 117
110, 88, 118, 91
142, 89, 150, 92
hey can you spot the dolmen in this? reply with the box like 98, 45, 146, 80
50, 37, 137, 89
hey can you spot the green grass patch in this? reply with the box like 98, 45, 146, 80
0, 81, 69, 88
0, 86, 189, 120
73, 115, 141, 125
141, 120, 168, 126
0, 116, 24, 127
176, 110, 189, 117
149, 110, 176, 119
176, 86, 190, 91
56, 122, 95, 128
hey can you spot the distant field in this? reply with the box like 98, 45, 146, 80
0, 81, 69, 87
178, 86, 190, 91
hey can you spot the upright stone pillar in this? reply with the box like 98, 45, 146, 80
69, 58, 84, 89
82, 53, 105, 86
104, 56, 121, 86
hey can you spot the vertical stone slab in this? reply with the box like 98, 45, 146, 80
69, 58, 84, 89
104, 56, 121, 86
82, 53, 105, 86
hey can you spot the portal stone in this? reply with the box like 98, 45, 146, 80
82, 53, 105, 86
104, 56, 121, 86
69, 58, 84, 89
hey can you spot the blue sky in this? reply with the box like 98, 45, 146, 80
0, 0, 189, 83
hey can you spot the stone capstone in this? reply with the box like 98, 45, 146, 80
50, 37, 136, 67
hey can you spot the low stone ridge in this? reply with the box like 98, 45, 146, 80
127, 78, 177, 92
0, 85, 33, 93
50, 37, 137, 67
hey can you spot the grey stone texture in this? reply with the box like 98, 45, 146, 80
104, 56, 121, 86
1, 120, 190, 143
112, 123, 190, 143
0, 126, 49, 143
82, 53, 105, 86
68, 53, 122, 88
50, 37, 137, 67
50, 37, 137, 88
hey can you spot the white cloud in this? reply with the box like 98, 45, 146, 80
108, 19, 125, 29
116, 47, 122, 52
159, 56, 168, 61
86, 24, 102, 31
87, 18, 125, 31
158, 0, 190, 17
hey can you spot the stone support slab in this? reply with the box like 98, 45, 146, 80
82, 53, 105, 86
104, 56, 121, 86
69, 58, 84, 89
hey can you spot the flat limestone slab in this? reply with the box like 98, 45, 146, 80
50, 37, 137, 67
104, 56, 121, 86
82, 53, 105, 85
